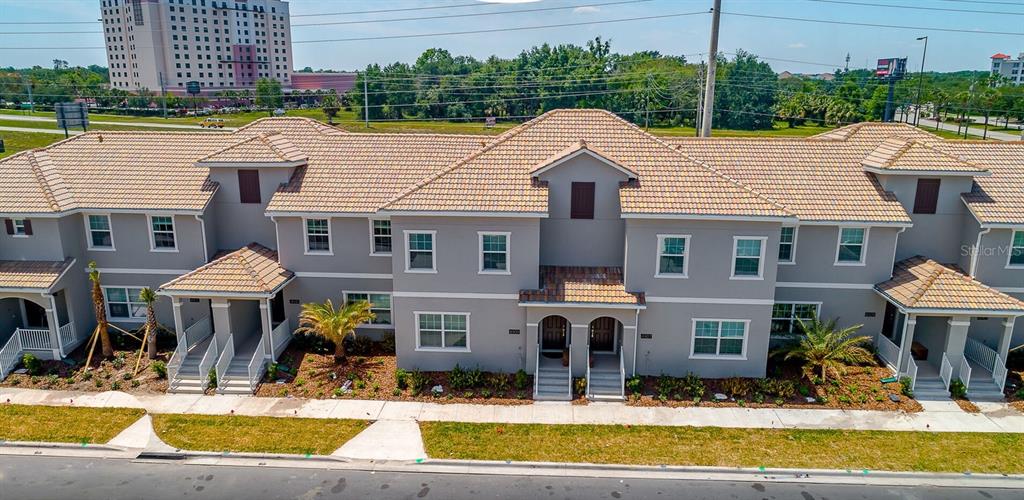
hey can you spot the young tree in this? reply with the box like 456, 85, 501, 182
320, 93, 340, 124
295, 300, 375, 364
87, 262, 114, 358
140, 287, 158, 359
255, 78, 283, 112
776, 316, 873, 383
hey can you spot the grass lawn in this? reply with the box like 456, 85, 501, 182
421, 422, 1024, 474
0, 130, 65, 158
151, 413, 368, 455
0, 404, 144, 444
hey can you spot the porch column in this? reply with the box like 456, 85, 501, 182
622, 311, 639, 377
570, 324, 588, 378
945, 316, 971, 380
259, 298, 273, 360
210, 298, 232, 352
896, 315, 916, 376
171, 297, 184, 342
43, 298, 60, 359
525, 322, 539, 374
998, 317, 1016, 362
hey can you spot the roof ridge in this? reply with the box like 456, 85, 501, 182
912, 139, 986, 169
235, 246, 270, 291
906, 258, 944, 307
27, 151, 70, 212
880, 136, 917, 168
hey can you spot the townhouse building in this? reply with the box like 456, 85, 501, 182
0, 110, 1021, 401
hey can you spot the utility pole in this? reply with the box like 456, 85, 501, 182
159, 72, 168, 119
363, 74, 369, 129
24, 75, 34, 114
964, 81, 975, 139
699, 0, 721, 137
844, 53, 850, 73
914, 36, 928, 127
694, 62, 704, 137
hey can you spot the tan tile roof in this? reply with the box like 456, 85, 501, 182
159, 243, 293, 296
861, 137, 986, 173
520, 266, 644, 306
198, 132, 307, 165
530, 139, 638, 177
875, 256, 1024, 313
938, 141, 1024, 225
812, 122, 941, 143
0, 259, 74, 291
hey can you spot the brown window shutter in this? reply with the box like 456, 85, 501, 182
22, 219, 32, 235
4, 219, 12, 235
237, 169, 261, 204
570, 182, 595, 219
912, 178, 940, 214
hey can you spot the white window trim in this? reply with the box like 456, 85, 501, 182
10, 218, 28, 238
655, 234, 690, 278
689, 318, 749, 360
729, 236, 767, 280
103, 286, 147, 323
147, 214, 178, 253
834, 226, 869, 266
368, 218, 392, 257
1006, 229, 1024, 269
778, 225, 798, 265
343, 291, 393, 329
414, 311, 470, 352
84, 213, 116, 251
478, 231, 511, 275
303, 217, 333, 255
771, 301, 822, 335
404, 229, 437, 274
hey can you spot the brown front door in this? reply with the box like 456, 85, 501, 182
589, 317, 616, 352
541, 316, 567, 351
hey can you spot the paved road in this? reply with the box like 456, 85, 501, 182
905, 111, 1022, 141
0, 113, 237, 131
1, 455, 1020, 500
0, 125, 78, 135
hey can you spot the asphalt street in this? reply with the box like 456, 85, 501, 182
0, 455, 1020, 500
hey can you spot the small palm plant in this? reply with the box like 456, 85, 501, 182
140, 287, 158, 359
295, 299, 375, 364
88, 261, 114, 358
776, 316, 873, 384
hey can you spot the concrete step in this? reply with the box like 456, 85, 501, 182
589, 393, 625, 401
534, 390, 571, 401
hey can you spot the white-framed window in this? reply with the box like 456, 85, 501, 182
835, 227, 868, 265
778, 226, 797, 264
85, 214, 115, 250
690, 319, 748, 359
148, 215, 177, 251
1007, 230, 1024, 268
771, 302, 820, 335
304, 218, 331, 254
730, 236, 766, 279
415, 312, 469, 351
104, 286, 146, 321
478, 231, 510, 274
656, 234, 690, 277
344, 292, 392, 326
405, 230, 436, 273
11, 219, 28, 237
369, 219, 392, 256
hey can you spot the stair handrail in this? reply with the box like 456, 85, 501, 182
906, 357, 918, 392
167, 338, 188, 383
939, 352, 953, 390
214, 334, 234, 393
568, 338, 574, 399
964, 337, 997, 374
246, 345, 266, 393
197, 337, 219, 391
619, 346, 626, 398
993, 354, 1008, 394
585, 335, 591, 400
959, 355, 972, 393
0, 332, 23, 380
533, 342, 540, 398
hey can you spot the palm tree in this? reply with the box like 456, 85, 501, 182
775, 316, 873, 383
321, 93, 340, 124
140, 287, 158, 360
295, 299, 374, 364
87, 261, 113, 358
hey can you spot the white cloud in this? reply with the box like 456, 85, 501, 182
787, 42, 807, 49
573, 6, 601, 14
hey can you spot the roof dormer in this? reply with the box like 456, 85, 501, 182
861, 136, 989, 177
196, 132, 308, 169
530, 139, 639, 181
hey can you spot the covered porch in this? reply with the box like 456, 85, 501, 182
874, 257, 1023, 401
158, 243, 294, 394
0, 259, 80, 379
520, 266, 644, 401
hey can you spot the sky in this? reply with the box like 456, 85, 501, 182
0, 0, 1020, 74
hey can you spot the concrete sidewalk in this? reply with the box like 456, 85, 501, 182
3, 387, 1023, 433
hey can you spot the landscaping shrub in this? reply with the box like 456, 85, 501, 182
625, 375, 643, 395
513, 369, 529, 390
899, 377, 914, 398
112, 353, 127, 369
409, 370, 429, 395
574, 377, 587, 396
720, 377, 752, 398
151, 360, 167, 379
21, 353, 41, 375
207, 367, 217, 388
395, 368, 409, 390
949, 379, 967, 399
656, 374, 679, 400
380, 333, 396, 354
449, 364, 470, 390
266, 362, 279, 381
486, 372, 509, 393
756, 378, 796, 399
1015, 387, 1024, 399
681, 373, 705, 399
346, 336, 374, 356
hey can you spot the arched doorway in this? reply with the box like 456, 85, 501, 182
540, 315, 569, 358
589, 316, 620, 354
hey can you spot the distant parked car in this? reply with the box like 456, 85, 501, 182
273, 108, 286, 116
199, 117, 226, 128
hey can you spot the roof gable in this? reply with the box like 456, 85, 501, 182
861, 137, 987, 176
530, 140, 638, 178
875, 256, 1024, 313
197, 132, 308, 167
158, 243, 293, 297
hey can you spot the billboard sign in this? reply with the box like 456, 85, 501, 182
55, 102, 89, 129
186, 81, 201, 95
875, 58, 907, 79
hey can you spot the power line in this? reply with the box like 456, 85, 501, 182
806, 0, 1024, 16
721, 10, 1024, 36
291, 1, 498, 18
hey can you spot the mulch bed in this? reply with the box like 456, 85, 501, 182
955, 399, 981, 413
254, 335, 533, 405
0, 330, 172, 394
1004, 350, 1024, 407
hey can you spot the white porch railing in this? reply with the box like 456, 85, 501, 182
270, 321, 291, 356
214, 335, 235, 392
18, 328, 52, 350
197, 338, 219, 390
618, 347, 626, 398
533, 343, 540, 398
585, 338, 591, 399
58, 322, 77, 355
959, 355, 972, 392
964, 337, 997, 373
183, 316, 212, 348
994, 354, 1008, 394
245, 347, 266, 393
167, 339, 188, 383
939, 352, 953, 390
0, 333, 23, 379
906, 358, 919, 392
568, 342, 574, 399
876, 334, 899, 371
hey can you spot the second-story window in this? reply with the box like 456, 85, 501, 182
5, 218, 31, 237
778, 226, 796, 263
1008, 230, 1024, 268
731, 237, 766, 279
406, 230, 436, 272
570, 182, 595, 219
304, 218, 331, 254
149, 215, 176, 250
370, 219, 391, 255
656, 234, 689, 277
479, 232, 509, 274
836, 227, 867, 265
912, 179, 940, 214
87, 214, 114, 249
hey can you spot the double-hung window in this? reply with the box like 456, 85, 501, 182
105, 287, 146, 320
731, 237, 766, 279
149, 215, 176, 250
406, 230, 436, 272
345, 292, 392, 325
370, 219, 392, 255
691, 319, 747, 358
479, 232, 509, 274
656, 234, 689, 277
771, 303, 820, 335
416, 312, 468, 351
304, 218, 331, 254
87, 214, 114, 250
836, 227, 867, 265
1008, 230, 1024, 268
778, 226, 796, 263
6, 218, 30, 237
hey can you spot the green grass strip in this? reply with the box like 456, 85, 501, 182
151, 413, 368, 455
0, 404, 144, 444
